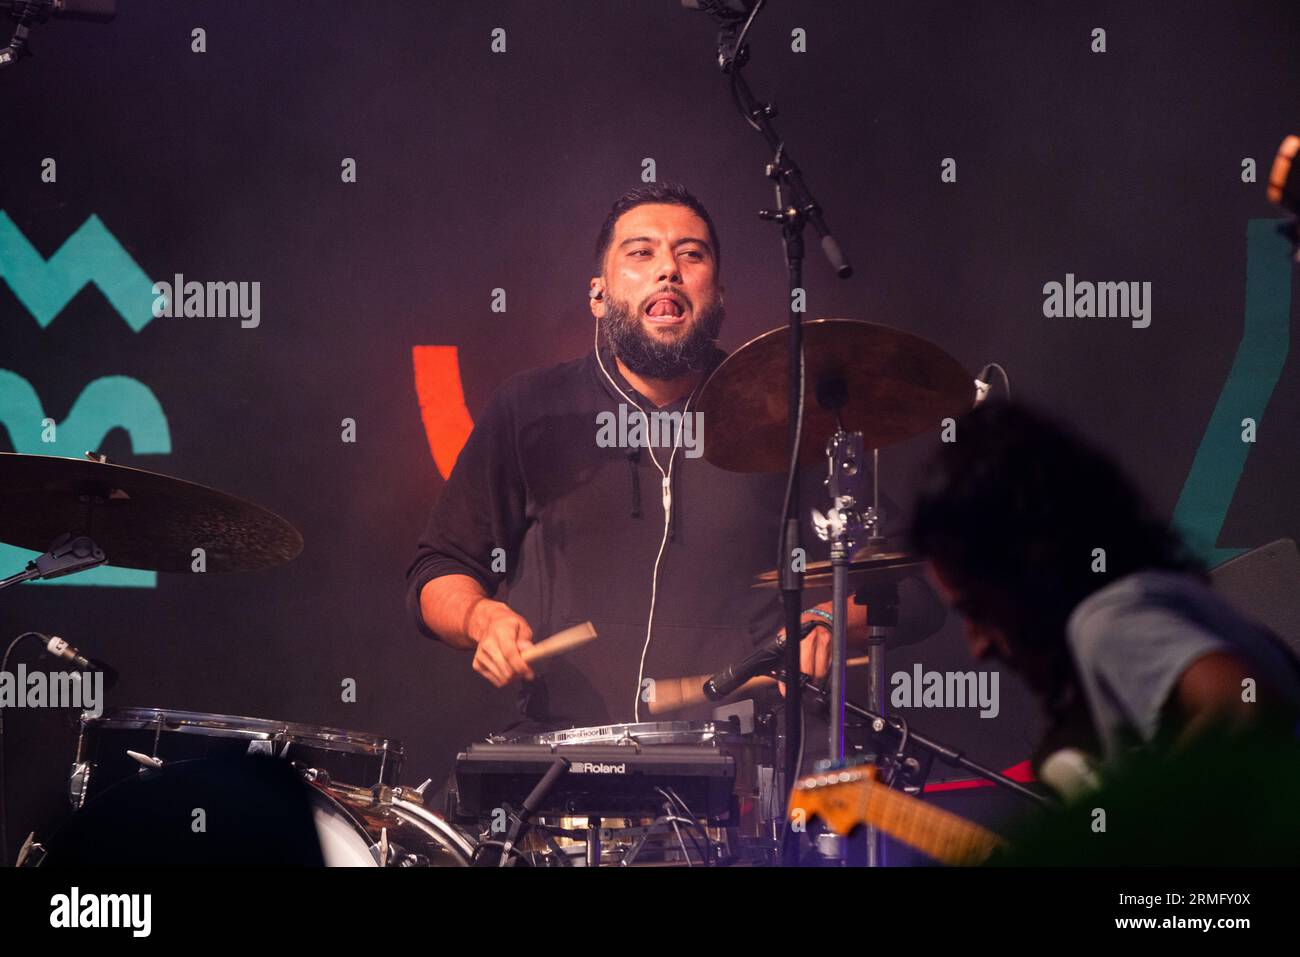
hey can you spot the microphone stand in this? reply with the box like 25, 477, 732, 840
703, 0, 853, 868
1, 0, 116, 70
795, 676, 1050, 808
0, 0, 39, 69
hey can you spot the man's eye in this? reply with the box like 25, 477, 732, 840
630, 249, 651, 257
683, 250, 704, 260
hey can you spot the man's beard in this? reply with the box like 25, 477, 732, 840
600, 293, 725, 380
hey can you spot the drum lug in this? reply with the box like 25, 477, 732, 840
68, 761, 91, 809
370, 827, 390, 866
15, 833, 46, 868
393, 779, 432, 806
126, 750, 164, 769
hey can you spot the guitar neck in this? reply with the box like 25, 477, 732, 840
866, 779, 1002, 865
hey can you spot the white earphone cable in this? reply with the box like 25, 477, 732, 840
593, 317, 696, 721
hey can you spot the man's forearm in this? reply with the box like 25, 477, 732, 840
419, 574, 491, 650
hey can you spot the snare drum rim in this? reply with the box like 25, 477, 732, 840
79, 707, 403, 759
320, 782, 477, 865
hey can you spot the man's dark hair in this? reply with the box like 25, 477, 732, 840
910, 400, 1204, 653
594, 182, 722, 276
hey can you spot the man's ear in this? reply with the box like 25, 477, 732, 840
588, 277, 606, 319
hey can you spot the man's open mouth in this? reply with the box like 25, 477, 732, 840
644, 294, 687, 324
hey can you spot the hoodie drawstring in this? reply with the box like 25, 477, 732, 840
667, 467, 678, 542
626, 448, 642, 518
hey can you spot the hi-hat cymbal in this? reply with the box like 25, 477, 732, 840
753, 541, 924, 591
0, 453, 303, 573
697, 318, 973, 472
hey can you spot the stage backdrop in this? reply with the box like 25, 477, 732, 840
2, 1, 1298, 857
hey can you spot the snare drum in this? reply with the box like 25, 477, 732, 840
311, 781, 476, 867
70, 708, 402, 809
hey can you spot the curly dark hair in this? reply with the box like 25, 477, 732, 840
594, 182, 722, 276
909, 400, 1205, 653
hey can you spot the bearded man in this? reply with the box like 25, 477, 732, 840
406, 182, 872, 731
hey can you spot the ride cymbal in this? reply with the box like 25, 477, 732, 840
697, 319, 973, 473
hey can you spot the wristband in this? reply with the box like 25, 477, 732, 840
802, 607, 833, 629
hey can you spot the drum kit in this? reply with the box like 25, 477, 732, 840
2, 318, 1009, 868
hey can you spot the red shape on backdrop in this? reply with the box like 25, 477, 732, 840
412, 345, 474, 480
922, 759, 1036, 793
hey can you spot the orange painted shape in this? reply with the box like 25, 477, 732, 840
412, 345, 475, 479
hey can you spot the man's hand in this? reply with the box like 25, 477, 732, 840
777, 600, 869, 696
468, 599, 536, 688
801, 619, 833, 685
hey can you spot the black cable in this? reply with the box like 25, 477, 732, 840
727, 0, 766, 131
470, 839, 531, 867
0, 631, 49, 866
657, 786, 712, 865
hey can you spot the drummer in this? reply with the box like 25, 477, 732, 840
405, 183, 885, 734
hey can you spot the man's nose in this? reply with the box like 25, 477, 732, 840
655, 255, 682, 285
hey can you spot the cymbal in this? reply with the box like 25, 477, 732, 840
697, 319, 973, 472
0, 453, 303, 573
754, 542, 925, 591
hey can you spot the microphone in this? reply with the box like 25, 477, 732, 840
42, 634, 119, 689
492, 755, 570, 867
1038, 748, 1103, 801
973, 363, 1010, 406
703, 620, 818, 701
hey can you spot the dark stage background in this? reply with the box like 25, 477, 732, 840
1, 1, 1298, 860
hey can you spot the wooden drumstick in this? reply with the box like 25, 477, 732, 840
647, 655, 870, 715
520, 621, 597, 664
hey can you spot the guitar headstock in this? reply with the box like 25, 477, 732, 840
787, 762, 1004, 865
788, 764, 878, 837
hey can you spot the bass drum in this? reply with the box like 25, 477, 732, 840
30, 756, 475, 867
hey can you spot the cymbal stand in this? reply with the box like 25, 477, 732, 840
0, 454, 118, 592
811, 414, 876, 863
0, 533, 106, 593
